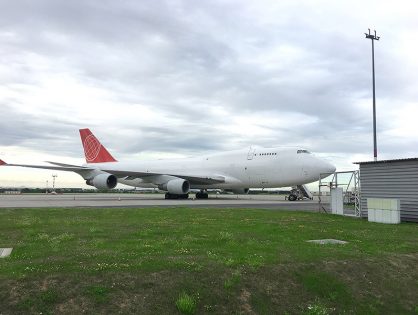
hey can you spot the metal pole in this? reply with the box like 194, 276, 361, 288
52, 174, 57, 192
371, 39, 377, 161
365, 29, 380, 161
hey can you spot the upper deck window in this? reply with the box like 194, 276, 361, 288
297, 149, 311, 154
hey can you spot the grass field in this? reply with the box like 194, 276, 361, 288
0, 207, 417, 314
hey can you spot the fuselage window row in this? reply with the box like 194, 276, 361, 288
255, 153, 277, 156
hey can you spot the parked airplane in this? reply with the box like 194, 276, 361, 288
0, 128, 336, 200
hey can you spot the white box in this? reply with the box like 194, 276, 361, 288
375, 209, 383, 222
367, 198, 400, 224
368, 209, 375, 222
331, 187, 344, 215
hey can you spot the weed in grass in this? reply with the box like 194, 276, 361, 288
17, 216, 40, 227
86, 285, 111, 304
223, 278, 234, 290
17, 297, 34, 312
176, 247, 192, 254
223, 257, 235, 267
210, 253, 237, 267
218, 231, 233, 241
246, 253, 265, 268
37, 232, 50, 240
224, 270, 242, 290
206, 250, 218, 259
37, 232, 74, 247
89, 227, 103, 233
176, 292, 196, 315
304, 299, 331, 315
250, 291, 274, 315
296, 270, 352, 304
17, 289, 59, 314
39, 289, 59, 305
173, 260, 203, 271
203, 304, 215, 312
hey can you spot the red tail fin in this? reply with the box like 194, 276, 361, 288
0, 159, 7, 166
79, 129, 117, 163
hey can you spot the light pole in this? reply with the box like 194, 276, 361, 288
365, 29, 380, 161
52, 174, 58, 193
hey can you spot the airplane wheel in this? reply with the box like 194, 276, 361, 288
165, 193, 188, 199
288, 194, 297, 201
196, 192, 209, 199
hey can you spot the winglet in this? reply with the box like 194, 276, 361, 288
79, 129, 117, 163
0, 159, 7, 166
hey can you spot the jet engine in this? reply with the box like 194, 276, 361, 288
86, 173, 117, 189
159, 178, 190, 194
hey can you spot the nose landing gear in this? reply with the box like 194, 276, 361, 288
287, 185, 313, 201
288, 193, 298, 201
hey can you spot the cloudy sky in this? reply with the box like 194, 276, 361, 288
1, 0, 418, 188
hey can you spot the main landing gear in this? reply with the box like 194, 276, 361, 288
195, 190, 209, 199
164, 190, 209, 200
165, 192, 189, 199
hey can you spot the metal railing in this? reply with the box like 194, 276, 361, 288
318, 170, 361, 217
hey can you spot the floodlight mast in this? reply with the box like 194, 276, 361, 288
365, 29, 380, 161
52, 174, 58, 192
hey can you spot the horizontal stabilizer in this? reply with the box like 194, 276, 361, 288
2, 162, 92, 173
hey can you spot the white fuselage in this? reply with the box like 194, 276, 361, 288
85, 147, 336, 190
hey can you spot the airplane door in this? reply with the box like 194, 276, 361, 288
247, 147, 256, 160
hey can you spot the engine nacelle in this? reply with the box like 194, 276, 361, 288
86, 173, 117, 190
159, 178, 190, 194
225, 188, 250, 194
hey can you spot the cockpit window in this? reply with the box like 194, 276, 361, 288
297, 149, 311, 154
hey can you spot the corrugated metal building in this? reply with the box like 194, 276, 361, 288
354, 158, 418, 222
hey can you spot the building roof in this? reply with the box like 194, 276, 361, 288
353, 157, 418, 165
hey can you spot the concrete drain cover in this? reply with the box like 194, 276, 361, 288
0, 248, 13, 258
307, 239, 347, 245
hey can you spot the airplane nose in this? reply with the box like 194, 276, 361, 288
321, 161, 336, 174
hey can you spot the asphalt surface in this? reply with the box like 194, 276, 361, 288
0, 193, 328, 211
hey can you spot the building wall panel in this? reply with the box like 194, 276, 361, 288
358, 160, 418, 222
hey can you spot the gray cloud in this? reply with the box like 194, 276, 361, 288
1, 0, 418, 170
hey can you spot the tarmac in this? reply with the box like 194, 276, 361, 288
0, 193, 327, 211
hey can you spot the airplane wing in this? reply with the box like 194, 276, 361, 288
100, 168, 225, 185
48, 161, 225, 184
0, 159, 225, 185
46, 161, 88, 168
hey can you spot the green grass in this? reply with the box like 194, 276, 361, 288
296, 270, 352, 307
0, 207, 417, 314
17, 289, 60, 314
85, 285, 111, 304
176, 292, 196, 314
